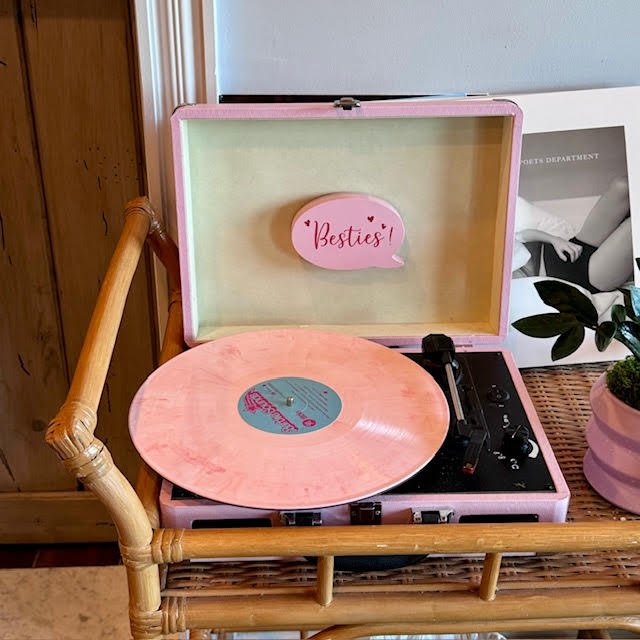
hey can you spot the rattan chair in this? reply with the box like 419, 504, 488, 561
46, 198, 640, 639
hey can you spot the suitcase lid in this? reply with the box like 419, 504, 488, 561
171, 98, 522, 347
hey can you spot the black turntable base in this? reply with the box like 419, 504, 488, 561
396, 350, 556, 497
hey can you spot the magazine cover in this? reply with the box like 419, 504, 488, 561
501, 88, 640, 367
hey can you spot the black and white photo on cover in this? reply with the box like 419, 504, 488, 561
507, 125, 634, 367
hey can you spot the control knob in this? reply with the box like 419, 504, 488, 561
487, 385, 510, 404
501, 424, 532, 459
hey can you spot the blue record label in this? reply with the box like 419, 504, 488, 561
238, 376, 342, 434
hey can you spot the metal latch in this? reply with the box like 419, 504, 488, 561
280, 511, 322, 526
333, 97, 361, 110
350, 501, 382, 525
412, 509, 453, 524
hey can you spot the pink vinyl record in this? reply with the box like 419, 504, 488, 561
129, 329, 449, 510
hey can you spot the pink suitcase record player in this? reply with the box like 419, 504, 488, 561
132, 97, 569, 548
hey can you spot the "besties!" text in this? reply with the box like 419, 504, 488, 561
313, 221, 394, 250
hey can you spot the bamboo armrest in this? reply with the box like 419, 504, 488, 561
42, 198, 180, 629
45, 196, 180, 523
46, 198, 156, 462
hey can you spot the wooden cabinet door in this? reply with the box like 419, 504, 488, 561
0, 0, 157, 542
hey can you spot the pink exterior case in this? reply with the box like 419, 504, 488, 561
158, 99, 569, 542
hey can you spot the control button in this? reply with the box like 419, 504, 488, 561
487, 385, 510, 404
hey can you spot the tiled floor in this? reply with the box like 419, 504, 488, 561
0, 565, 130, 639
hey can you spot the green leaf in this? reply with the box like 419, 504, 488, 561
611, 304, 626, 324
630, 287, 640, 318
618, 321, 640, 361
551, 325, 585, 361
534, 280, 598, 327
512, 313, 578, 338
620, 288, 638, 321
595, 321, 616, 352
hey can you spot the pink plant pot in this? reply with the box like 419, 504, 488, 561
583, 373, 640, 514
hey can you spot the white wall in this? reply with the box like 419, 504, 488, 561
215, 0, 640, 95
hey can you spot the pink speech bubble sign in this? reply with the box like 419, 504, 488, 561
291, 193, 405, 270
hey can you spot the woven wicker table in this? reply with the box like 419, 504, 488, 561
47, 200, 640, 639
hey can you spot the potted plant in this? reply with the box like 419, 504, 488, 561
513, 264, 640, 514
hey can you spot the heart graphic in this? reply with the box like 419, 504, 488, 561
367, 216, 374, 222
381, 223, 386, 229
304, 220, 310, 227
